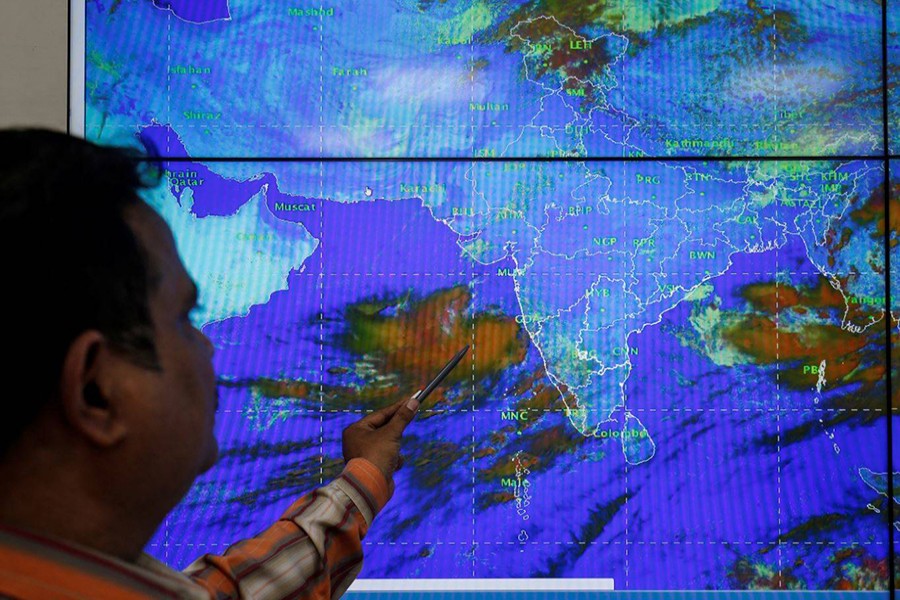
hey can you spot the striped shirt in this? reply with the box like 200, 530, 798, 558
0, 458, 390, 600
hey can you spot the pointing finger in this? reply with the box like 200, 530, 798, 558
359, 391, 421, 428
385, 392, 420, 435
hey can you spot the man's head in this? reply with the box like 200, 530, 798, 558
0, 130, 218, 552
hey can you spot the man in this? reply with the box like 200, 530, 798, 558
0, 129, 419, 599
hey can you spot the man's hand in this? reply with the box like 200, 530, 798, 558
342, 393, 420, 494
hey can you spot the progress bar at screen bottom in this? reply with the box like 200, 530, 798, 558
347, 578, 615, 591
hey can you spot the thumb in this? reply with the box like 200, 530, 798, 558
386, 392, 420, 434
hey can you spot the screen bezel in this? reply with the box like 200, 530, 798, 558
67, 0, 85, 136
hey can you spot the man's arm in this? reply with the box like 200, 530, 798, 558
184, 458, 390, 599
183, 395, 419, 599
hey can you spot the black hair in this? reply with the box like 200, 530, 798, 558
0, 129, 163, 456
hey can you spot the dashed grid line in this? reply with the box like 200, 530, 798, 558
148, 539, 890, 548
772, 1, 784, 589
317, 258, 324, 486
770, 0, 783, 586
470, 288, 477, 577
317, 9, 325, 488
165, 10, 171, 155
362, 540, 890, 547
879, 0, 897, 591
154, 154, 888, 162
212, 407, 891, 415
469, 29, 478, 578
164, 6, 172, 565
621, 6, 631, 580
95, 121, 882, 130
276, 271, 882, 277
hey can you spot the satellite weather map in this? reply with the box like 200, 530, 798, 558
80, 0, 898, 591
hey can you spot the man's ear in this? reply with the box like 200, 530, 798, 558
58, 331, 129, 448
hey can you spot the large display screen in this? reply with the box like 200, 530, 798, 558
73, 0, 897, 595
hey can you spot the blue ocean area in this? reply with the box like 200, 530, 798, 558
621, 250, 891, 588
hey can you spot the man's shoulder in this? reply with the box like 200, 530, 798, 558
0, 525, 207, 600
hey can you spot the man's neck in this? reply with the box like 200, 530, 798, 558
0, 451, 151, 562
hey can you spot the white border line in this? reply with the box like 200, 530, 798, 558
68, 0, 85, 136
348, 579, 615, 592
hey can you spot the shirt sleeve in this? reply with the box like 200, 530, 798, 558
183, 458, 391, 600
